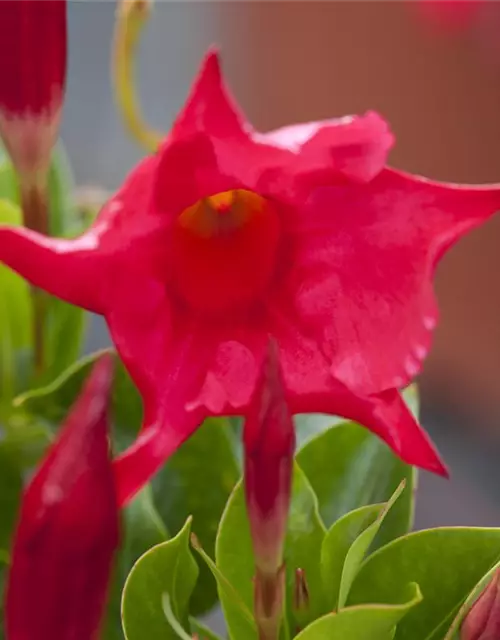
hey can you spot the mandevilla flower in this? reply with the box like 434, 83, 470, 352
0, 0, 66, 193
461, 570, 500, 640
5, 355, 120, 640
244, 341, 294, 639
0, 51, 500, 504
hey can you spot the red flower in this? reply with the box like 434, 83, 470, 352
0, 51, 499, 504
0, 0, 66, 183
5, 355, 120, 640
461, 569, 500, 640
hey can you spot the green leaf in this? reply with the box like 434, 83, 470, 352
104, 485, 169, 639
122, 517, 198, 640
0, 200, 31, 402
337, 481, 405, 609
295, 582, 422, 639
320, 505, 382, 611
191, 532, 256, 639
294, 414, 344, 449
189, 618, 224, 640
442, 558, 500, 640
154, 417, 239, 615
297, 412, 416, 549
348, 527, 500, 640
214, 464, 326, 639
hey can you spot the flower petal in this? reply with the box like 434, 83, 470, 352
154, 132, 241, 215
0, 226, 111, 313
286, 167, 500, 395
106, 279, 209, 505
256, 111, 394, 194
172, 49, 248, 140
269, 304, 447, 475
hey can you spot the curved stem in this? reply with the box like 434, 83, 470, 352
112, 0, 164, 153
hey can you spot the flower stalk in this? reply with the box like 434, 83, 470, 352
0, 0, 67, 371
112, 0, 163, 152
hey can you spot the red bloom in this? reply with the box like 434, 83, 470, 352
0, 51, 499, 504
0, 0, 66, 183
461, 570, 500, 640
5, 355, 120, 640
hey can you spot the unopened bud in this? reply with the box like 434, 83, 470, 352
243, 340, 295, 577
5, 356, 120, 640
461, 569, 500, 640
0, 0, 66, 190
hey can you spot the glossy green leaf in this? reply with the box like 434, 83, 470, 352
294, 414, 343, 449
297, 407, 416, 549
321, 505, 382, 611
214, 464, 326, 639
338, 481, 405, 609
348, 527, 500, 640
122, 518, 198, 640
295, 582, 421, 639
104, 485, 169, 639
192, 532, 256, 639
154, 417, 239, 615
0, 200, 31, 402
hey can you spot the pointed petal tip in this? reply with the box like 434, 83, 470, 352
201, 46, 222, 75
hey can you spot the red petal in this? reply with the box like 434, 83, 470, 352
257, 111, 394, 195
269, 304, 447, 475
0, 226, 112, 313
154, 132, 240, 215
284, 168, 500, 395
172, 49, 248, 140
107, 280, 209, 505
6, 355, 119, 640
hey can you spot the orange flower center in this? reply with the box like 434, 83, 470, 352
170, 189, 281, 315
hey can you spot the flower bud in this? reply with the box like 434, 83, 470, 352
5, 355, 120, 640
0, 0, 66, 190
244, 340, 295, 577
243, 340, 295, 639
461, 569, 500, 640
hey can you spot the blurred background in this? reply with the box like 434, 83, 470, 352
63, 1, 500, 529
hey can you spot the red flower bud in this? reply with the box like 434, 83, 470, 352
5, 355, 120, 640
0, 0, 66, 186
461, 569, 500, 640
243, 341, 295, 578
